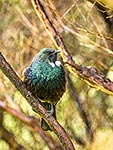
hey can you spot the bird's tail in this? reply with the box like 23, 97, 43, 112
41, 102, 56, 131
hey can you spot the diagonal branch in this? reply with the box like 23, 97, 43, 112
31, 0, 113, 96
0, 52, 75, 150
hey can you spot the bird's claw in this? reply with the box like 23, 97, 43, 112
45, 106, 54, 118
26, 91, 32, 97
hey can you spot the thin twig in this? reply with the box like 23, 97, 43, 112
15, 5, 39, 34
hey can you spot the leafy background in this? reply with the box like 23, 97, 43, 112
1, 0, 113, 149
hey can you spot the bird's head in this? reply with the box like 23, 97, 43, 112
32, 48, 61, 63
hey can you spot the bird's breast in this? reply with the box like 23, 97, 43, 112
24, 61, 66, 104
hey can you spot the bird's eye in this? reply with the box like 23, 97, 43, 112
47, 50, 54, 56
42, 49, 54, 58
48, 51, 53, 55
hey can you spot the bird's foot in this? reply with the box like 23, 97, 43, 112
45, 104, 54, 118
26, 91, 32, 97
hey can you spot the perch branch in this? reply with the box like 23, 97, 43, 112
0, 52, 75, 150
31, 0, 113, 96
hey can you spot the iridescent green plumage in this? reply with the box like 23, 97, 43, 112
23, 48, 66, 130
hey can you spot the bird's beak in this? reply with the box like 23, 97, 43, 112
55, 50, 61, 54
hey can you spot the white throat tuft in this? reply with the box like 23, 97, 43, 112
55, 61, 61, 66
49, 62, 55, 67
49, 61, 61, 67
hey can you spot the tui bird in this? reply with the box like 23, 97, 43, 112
23, 48, 66, 131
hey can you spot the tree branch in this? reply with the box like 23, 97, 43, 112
31, 0, 113, 96
0, 52, 75, 150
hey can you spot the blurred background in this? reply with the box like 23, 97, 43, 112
1, 0, 113, 149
